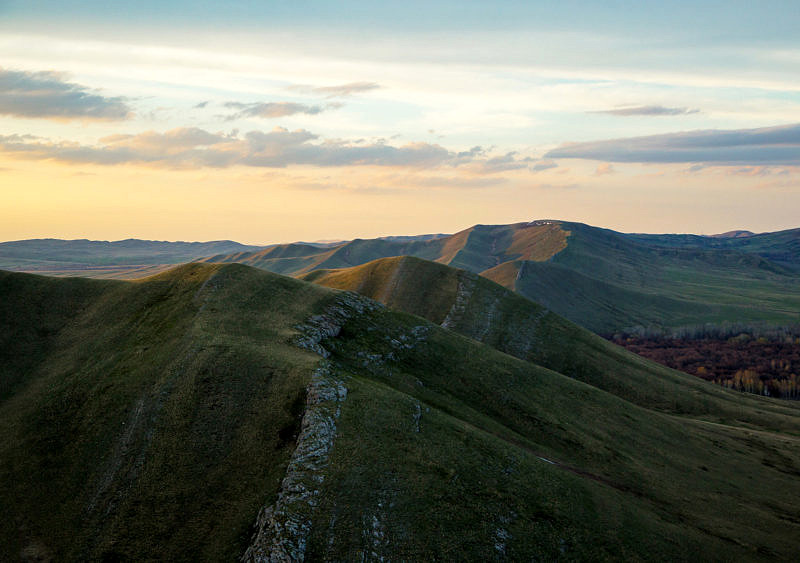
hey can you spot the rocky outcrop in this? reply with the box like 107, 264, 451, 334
295, 293, 380, 358
242, 292, 380, 562
242, 362, 346, 562
441, 273, 476, 329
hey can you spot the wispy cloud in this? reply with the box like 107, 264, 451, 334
546, 123, 800, 165
223, 101, 341, 120
591, 105, 700, 117
404, 175, 509, 189
0, 127, 455, 169
0, 68, 132, 121
727, 166, 791, 177
289, 81, 381, 98
595, 163, 615, 175
530, 160, 558, 172
0, 127, 538, 175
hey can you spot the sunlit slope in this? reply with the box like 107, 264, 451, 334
204, 221, 568, 275
504, 222, 800, 333
302, 256, 800, 428
3, 264, 800, 560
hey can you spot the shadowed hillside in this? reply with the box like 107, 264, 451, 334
3, 264, 800, 560
302, 256, 800, 422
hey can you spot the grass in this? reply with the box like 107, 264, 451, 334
308, 300, 800, 560
209, 220, 800, 335
304, 256, 800, 431
14, 220, 797, 336
0, 264, 331, 560
2, 262, 800, 560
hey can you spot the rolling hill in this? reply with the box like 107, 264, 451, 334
205, 220, 800, 335
2, 263, 800, 560
9, 220, 797, 335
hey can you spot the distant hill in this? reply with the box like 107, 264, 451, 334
377, 233, 449, 243
206, 220, 800, 334
0, 238, 266, 276
711, 230, 755, 238
6, 221, 799, 334
3, 264, 800, 559
203, 220, 569, 274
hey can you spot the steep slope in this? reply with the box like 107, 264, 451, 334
3, 264, 800, 560
302, 256, 800, 425
0, 264, 329, 560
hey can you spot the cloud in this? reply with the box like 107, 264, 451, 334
223, 101, 341, 120
0, 68, 131, 121
0, 127, 461, 169
595, 163, 615, 175
545, 123, 800, 165
591, 105, 700, 117
461, 151, 533, 174
407, 175, 509, 189
0, 127, 538, 176
289, 81, 380, 98
535, 183, 581, 190
727, 166, 791, 177
530, 160, 558, 172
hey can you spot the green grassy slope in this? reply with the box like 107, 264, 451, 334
502, 260, 746, 334
0, 264, 330, 561
522, 222, 800, 332
302, 256, 800, 428
8, 222, 799, 335
627, 228, 800, 271
4, 264, 800, 560
318, 308, 800, 560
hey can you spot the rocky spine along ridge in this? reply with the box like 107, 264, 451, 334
242, 293, 379, 562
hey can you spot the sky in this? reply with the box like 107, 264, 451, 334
1, 1, 799, 244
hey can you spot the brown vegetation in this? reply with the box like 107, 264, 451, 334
613, 334, 800, 399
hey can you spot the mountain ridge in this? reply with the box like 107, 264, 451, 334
3, 263, 800, 559
207, 220, 800, 334
5, 219, 800, 334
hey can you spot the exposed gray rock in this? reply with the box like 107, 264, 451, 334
295, 292, 381, 357
358, 491, 394, 563
441, 273, 476, 329
243, 292, 379, 562
242, 363, 345, 562
412, 401, 422, 433
493, 512, 516, 560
